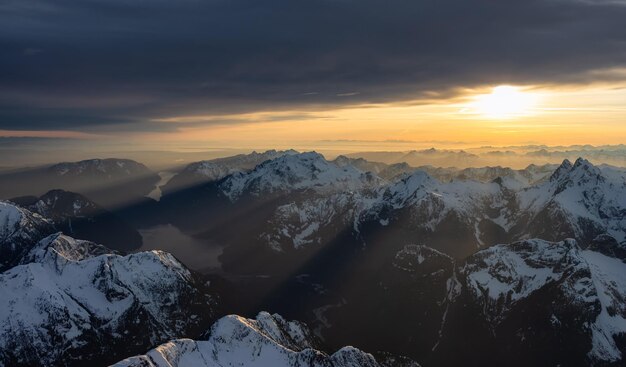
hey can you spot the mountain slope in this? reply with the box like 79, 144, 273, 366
0, 201, 55, 271
449, 238, 626, 366
219, 152, 381, 201
163, 149, 298, 194
162, 154, 626, 275
0, 230, 219, 366
516, 158, 626, 243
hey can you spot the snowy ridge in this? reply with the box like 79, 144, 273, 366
164, 153, 626, 256
246, 156, 626, 255
420, 164, 555, 189
0, 201, 54, 271
19, 232, 110, 265
257, 166, 508, 252
384, 170, 506, 212
112, 312, 401, 367
219, 152, 382, 201
583, 250, 626, 362
0, 233, 217, 366
518, 158, 626, 242
193, 149, 299, 179
0, 201, 25, 239
462, 239, 587, 323
0, 201, 51, 245
165, 150, 299, 192
365, 169, 509, 234
261, 193, 363, 251
462, 238, 626, 362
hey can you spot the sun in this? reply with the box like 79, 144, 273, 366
470, 85, 539, 119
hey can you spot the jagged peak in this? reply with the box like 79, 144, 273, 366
548, 157, 604, 184
112, 312, 389, 367
550, 159, 573, 181
572, 157, 598, 171
566, 157, 602, 181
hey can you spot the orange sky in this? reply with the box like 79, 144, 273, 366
6, 84, 626, 151
134, 84, 626, 151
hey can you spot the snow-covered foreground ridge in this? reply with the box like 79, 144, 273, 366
0, 201, 217, 367
112, 312, 419, 367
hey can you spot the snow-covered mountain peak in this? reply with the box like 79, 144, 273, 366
0, 201, 25, 238
515, 157, 626, 242
20, 232, 110, 266
462, 238, 626, 362
463, 238, 587, 323
573, 157, 595, 169
384, 170, 437, 203
250, 148, 299, 157
549, 157, 603, 186
163, 150, 303, 193
549, 158, 573, 181
567, 157, 603, 180
185, 149, 298, 178
0, 237, 216, 366
207, 311, 320, 352
113, 312, 399, 367
220, 152, 381, 201
0, 201, 54, 271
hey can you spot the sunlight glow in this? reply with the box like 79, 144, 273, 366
470, 85, 539, 119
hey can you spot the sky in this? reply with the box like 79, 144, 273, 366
2, 0, 626, 153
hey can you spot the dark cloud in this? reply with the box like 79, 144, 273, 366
1, 0, 626, 132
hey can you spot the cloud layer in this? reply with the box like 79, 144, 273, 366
1, 0, 626, 132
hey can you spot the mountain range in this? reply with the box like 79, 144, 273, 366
0, 150, 625, 366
